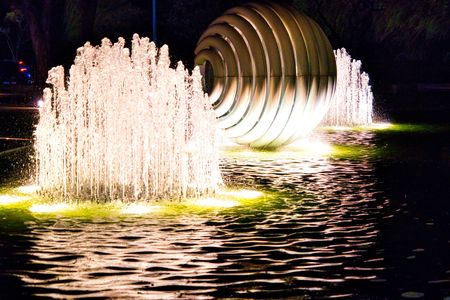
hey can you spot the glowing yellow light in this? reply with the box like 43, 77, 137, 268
289, 139, 333, 156
368, 122, 393, 130
321, 122, 393, 131
121, 204, 161, 215
17, 185, 40, 194
0, 195, 30, 204
29, 203, 72, 213
321, 125, 352, 131
193, 197, 238, 208
217, 189, 263, 199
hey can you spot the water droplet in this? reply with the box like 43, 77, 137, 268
412, 248, 425, 252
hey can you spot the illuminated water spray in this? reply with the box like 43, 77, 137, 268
34, 2, 373, 203
322, 48, 374, 126
34, 34, 222, 202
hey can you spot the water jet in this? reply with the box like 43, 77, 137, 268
322, 48, 374, 126
34, 35, 222, 202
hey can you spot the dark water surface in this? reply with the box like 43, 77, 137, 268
1, 125, 450, 299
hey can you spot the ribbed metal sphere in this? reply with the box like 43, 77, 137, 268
195, 2, 336, 148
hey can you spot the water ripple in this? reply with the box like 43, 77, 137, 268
2, 129, 450, 299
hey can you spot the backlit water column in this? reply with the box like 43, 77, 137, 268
195, 2, 337, 148
322, 48, 374, 126
34, 34, 222, 202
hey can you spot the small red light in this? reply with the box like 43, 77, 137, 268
18, 60, 24, 65
20, 67, 27, 72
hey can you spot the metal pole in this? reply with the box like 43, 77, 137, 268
152, 0, 157, 42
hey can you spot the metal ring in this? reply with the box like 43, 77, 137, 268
195, 2, 336, 148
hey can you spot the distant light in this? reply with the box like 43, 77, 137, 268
19, 67, 27, 72
217, 189, 263, 199
17, 185, 40, 194
29, 203, 71, 213
121, 204, 160, 214
37, 99, 44, 108
18, 60, 24, 65
0, 195, 30, 205
193, 197, 238, 208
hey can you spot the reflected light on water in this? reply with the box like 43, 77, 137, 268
322, 126, 352, 131
121, 204, 161, 215
320, 122, 393, 131
17, 185, 40, 194
0, 195, 30, 204
222, 139, 333, 159
288, 139, 333, 156
216, 189, 263, 199
3, 187, 263, 216
29, 203, 72, 213
17, 214, 222, 299
193, 197, 238, 208
4, 123, 448, 299
366, 122, 393, 130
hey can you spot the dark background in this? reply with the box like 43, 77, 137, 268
1, 0, 449, 121
0, 3, 449, 297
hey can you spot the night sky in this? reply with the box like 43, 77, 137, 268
1, 0, 449, 88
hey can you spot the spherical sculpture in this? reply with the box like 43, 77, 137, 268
195, 2, 336, 148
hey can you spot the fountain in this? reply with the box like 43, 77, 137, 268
33, 3, 375, 203
4, 2, 449, 300
322, 48, 374, 126
34, 34, 222, 202
32, 3, 376, 204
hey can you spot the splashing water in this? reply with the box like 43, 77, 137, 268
34, 34, 222, 202
322, 48, 374, 126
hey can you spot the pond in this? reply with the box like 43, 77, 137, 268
0, 123, 449, 299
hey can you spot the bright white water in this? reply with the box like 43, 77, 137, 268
34, 34, 222, 202
323, 48, 374, 126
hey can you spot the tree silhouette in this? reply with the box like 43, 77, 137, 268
293, 0, 449, 61
0, 8, 27, 61
12, 0, 98, 84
